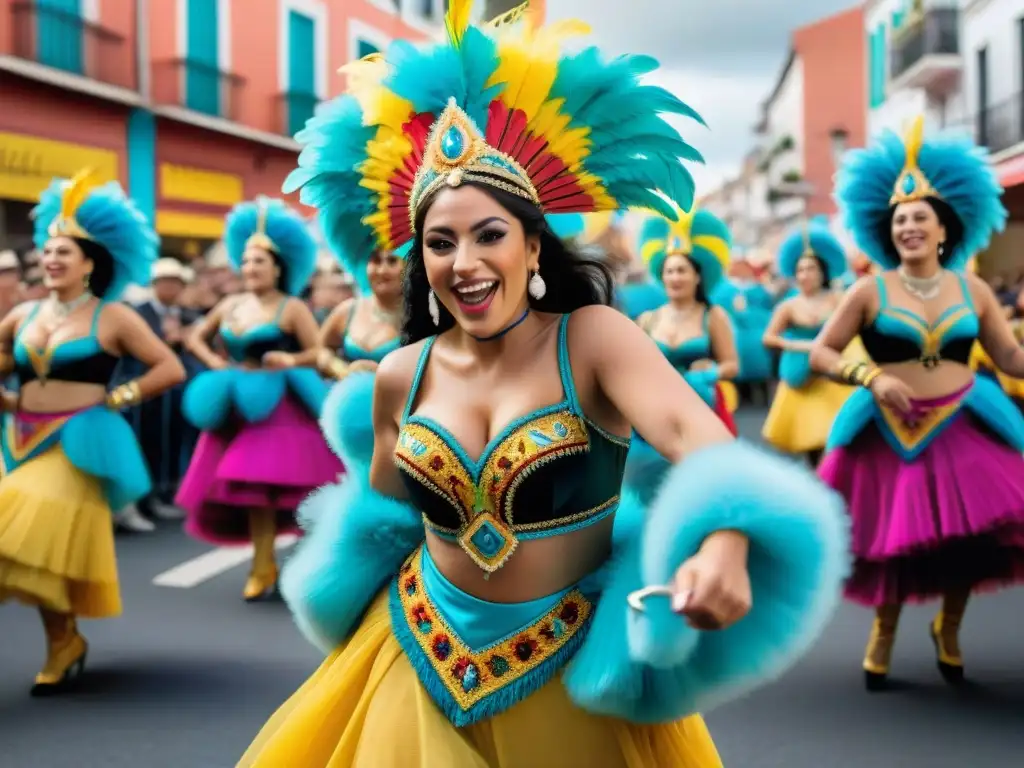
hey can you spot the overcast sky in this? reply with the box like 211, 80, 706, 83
544, 0, 860, 194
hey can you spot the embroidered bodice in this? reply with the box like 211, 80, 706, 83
341, 301, 400, 363
394, 314, 629, 572
220, 299, 300, 364
14, 302, 118, 386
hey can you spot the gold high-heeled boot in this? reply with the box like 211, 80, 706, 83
32, 609, 88, 696
931, 591, 968, 684
243, 507, 279, 602
863, 603, 901, 691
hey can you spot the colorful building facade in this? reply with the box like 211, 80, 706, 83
0, 0, 433, 257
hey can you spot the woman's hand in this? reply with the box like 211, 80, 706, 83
786, 339, 814, 353
348, 360, 379, 375
671, 530, 752, 630
868, 372, 914, 415
262, 351, 296, 370
689, 358, 715, 372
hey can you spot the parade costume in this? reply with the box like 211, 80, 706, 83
822, 116, 1024, 687
762, 223, 855, 456
239, 3, 849, 765
711, 276, 773, 387
176, 198, 340, 601
0, 171, 156, 693
636, 208, 738, 434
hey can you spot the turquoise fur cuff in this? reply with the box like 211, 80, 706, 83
319, 372, 376, 471
565, 440, 849, 723
282, 478, 424, 654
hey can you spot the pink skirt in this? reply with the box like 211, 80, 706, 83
176, 397, 343, 544
819, 411, 1024, 606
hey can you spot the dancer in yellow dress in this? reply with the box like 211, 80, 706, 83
762, 221, 855, 464
0, 170, 185, 694
239, 3, 849, 765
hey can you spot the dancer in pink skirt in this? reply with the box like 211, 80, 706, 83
811, 116, 1024, 690
176, 197, 342, 601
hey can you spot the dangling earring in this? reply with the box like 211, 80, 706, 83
528, 270, 547, 300
428, 289, 440, 326
938, 242, 946, 260
84, 272, 92, 291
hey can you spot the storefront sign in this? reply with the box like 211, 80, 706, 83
0, 132, 119, 203
159, 163, 243, 207
155, 209, 226, 238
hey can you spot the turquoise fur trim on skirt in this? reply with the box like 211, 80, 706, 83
182, 368, 330, 432
389, 546, 594, 727
282, 477, 424, 654
0, 407, 151, 511
319, 372, 376, 470
565, 440, 850, 723
826, 377, 1024, 457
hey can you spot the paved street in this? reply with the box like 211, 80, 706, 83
2, 406, 1023, 767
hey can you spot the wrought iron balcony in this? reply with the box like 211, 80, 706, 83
977, 94, 1024, 156
276, 91, 320, 138
890, 7, 961, 96
8, 0, 135, 90
151, 59, 246, 121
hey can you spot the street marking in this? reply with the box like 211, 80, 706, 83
152, 534, 298, 588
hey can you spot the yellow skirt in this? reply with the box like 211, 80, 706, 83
0, 445, 121, 617
239, 592, 723, 768
762, 378, 853, 454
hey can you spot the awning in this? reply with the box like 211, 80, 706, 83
0, 132, 119, 202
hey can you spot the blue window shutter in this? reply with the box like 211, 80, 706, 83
867, 28, 877, 107
357, 39, 379, 59
287, 11, 317, 135
36, 0, 83, 75
186, 0, 221, 116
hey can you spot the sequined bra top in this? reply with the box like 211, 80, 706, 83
393, 314, 630, 573
341, 300, 400, 363
220, 299, 301, 364
652, 310, 711, 372
860, 274, 977, 367
14, 301, 119, 386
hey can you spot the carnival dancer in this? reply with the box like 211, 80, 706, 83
238, 3, 849, 765
0, 170, 185, 695
316, 246, 404, 379
761, 222, 855, 465
636, 207, 739, 435
176, 197, 341, 602
812, 116, 1024, 690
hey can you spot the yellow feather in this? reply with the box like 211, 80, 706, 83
60, 167, 99, 221
694, 235, 730, 266
445, 0, 474, 47
641, 238, 666, 264
904, 114, 925, 168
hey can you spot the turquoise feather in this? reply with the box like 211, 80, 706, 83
223, 198, 318, 297
777, 222, 848, 281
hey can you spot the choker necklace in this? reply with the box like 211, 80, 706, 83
372, 298, 403, 327
897, 265, 943, 301
470, 309, 529, 342
48, 290, 93, 321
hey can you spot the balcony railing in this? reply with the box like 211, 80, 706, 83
9, 0, 135, 90
276, 91, 320, 138
977, 94, 1024, 155
890, 7, 960, 82
151, 59, 246, 121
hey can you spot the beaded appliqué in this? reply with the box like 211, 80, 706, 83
392, 548, 593, 725
877, 396, 964, 458
394, 411, 590, 572
0, 412, 70, 475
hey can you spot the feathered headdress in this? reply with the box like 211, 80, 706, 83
285, 0, 704, 281
32, 168, 158, 301
639, 206, 731, 298
546, 211, 623, 243
777, 217, 847, 282
223, 197, 318, 297
836, 115, 1006, 271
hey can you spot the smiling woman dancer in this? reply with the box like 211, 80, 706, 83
177, 197, 341, 602
239, 4, 848, 766
761, 222, 854, 466
812, 117, 1024, 690
0, 170, 184, 694
316, 245, 404, 380
636, 207, 739, 435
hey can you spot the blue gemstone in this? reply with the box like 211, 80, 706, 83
462, 664, 480, 691
441, 126, 466, 160
552, 618, 566, 638
553, 422, 568, 438
902, 173, 916, 194
528, 429, 553, 447
471, 522, 505, 558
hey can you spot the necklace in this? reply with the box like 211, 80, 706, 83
371, 299, 403, 328
663, 303, 700, 324
897, 266, 943, 301
46, 290, 93, 325
470, 309, 529, 341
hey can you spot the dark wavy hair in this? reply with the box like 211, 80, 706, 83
402, 181, 615, 344
74, 237, 116, 298
878, 196, 965, 267
268, 250, 291, 294
797, 253, 830, 289
661, 254, 708, 305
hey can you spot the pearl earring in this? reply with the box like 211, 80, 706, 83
528, 271, 546, 300
428, 289, 440, 326
938, 242, 945, 259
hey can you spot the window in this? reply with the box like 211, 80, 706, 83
357, 39, 379, 59
976, 46, 989, 146
868, 25, 886, 109
185, 0, 221, 116
287, 11, 317, 135
36, 0, 84, 75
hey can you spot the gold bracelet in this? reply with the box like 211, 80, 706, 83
107, 380, 143, 409
328, 357, 350, 381
861, 367, 883, 388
